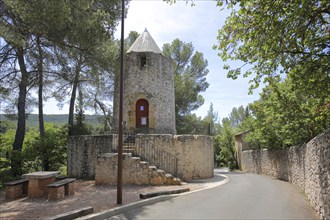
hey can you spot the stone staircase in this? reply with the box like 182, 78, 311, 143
131, 156, 182, 185
95, 153, 182, 185
105, 133, 181, 185
111, 133, 136, 154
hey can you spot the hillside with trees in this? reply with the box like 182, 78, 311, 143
0, 114, 106, 128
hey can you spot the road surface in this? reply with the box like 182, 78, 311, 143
109, 169, 318, 219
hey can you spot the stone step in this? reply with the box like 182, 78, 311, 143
149, 165, 157, 171
164, 173, 182, 185
132, 157, 140, 162
140, 161, 149, 168
96, 154, 181, 186
123, 145, 135, 149
165, 173, 173, 179
122, 155, 182, 186
124, 135, 135, 144
157, 169, 165, 175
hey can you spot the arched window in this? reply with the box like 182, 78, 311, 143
136, 99, 149, 128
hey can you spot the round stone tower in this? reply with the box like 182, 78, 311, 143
113, 29, 176, 134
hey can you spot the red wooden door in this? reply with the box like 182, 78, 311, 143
136, 99, 149, 128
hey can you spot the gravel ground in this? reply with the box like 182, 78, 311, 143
0, 180, 211, 220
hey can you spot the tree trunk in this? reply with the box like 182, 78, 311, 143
11, 47, 28, 176
68, 58, 82, 136
36, 36, 49, 171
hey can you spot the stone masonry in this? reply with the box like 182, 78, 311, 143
113, 29, 176, 134
67, 135, 114, 179
67, 134, 214, 181
240, 128, 330, 220
135, 134, 214, 180
95, 153, 181, 185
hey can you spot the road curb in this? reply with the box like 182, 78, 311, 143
45, 206, 94, 220
139, 187, 190, 199
75, 195, 177, 220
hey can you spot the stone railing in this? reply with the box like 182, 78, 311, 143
240, 128, 330, 220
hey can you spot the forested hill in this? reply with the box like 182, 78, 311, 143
0, 114, 105, 127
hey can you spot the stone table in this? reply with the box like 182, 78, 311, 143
22, 171, 60, 198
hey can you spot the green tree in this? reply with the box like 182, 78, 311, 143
163, 39, 209, 131
215, 0, 329, 93
214, 118, 237, 169
203, 103, 220, 135
213, 105, 249, 168
0, 0, 124, 174
0, 1, 35, 176
125, 31, 139, 51
214, 0, 329, 148
175, 113, 211, 135
34, 123, 67, 172
228, 105, 249, 128
0, 123, 67, 186
245, 77, 330, 148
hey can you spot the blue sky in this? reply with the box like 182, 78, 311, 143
35, 0, 261, 120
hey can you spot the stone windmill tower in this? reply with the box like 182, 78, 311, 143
113, 29, 176, 134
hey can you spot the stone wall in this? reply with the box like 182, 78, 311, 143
95, 153, 181, 185
67, 134, 214, 181
113, 51, 176, 134
67, 135, 114, 179
241, 128, 330, 220
136, 134, 214, 180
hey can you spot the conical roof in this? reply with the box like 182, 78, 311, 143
127, 28, 162, 54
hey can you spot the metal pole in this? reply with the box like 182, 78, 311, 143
117, 0, 125, 205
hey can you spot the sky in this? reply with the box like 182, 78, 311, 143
35, 0, 262, 120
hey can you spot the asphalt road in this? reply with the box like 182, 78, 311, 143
109, 169, 318, 219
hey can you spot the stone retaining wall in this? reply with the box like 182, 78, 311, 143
67, 134, 213, 181
241, 128, 330, 220
67, 135, 114, 179
136, 134, 214, 180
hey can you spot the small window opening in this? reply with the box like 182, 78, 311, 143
140, 55, 147, 69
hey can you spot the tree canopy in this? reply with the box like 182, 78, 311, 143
214, 0, 329, 148
162, 39, 209, 133
244, 77, 330, 148
215, 0, 329, 92
163, 39, 209, 116
0, 0, 125, 175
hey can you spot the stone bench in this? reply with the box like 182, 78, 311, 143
47, 178, 76, 201
4, 178, 29, 200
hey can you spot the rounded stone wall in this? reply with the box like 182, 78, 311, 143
113, 51, 176, 134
